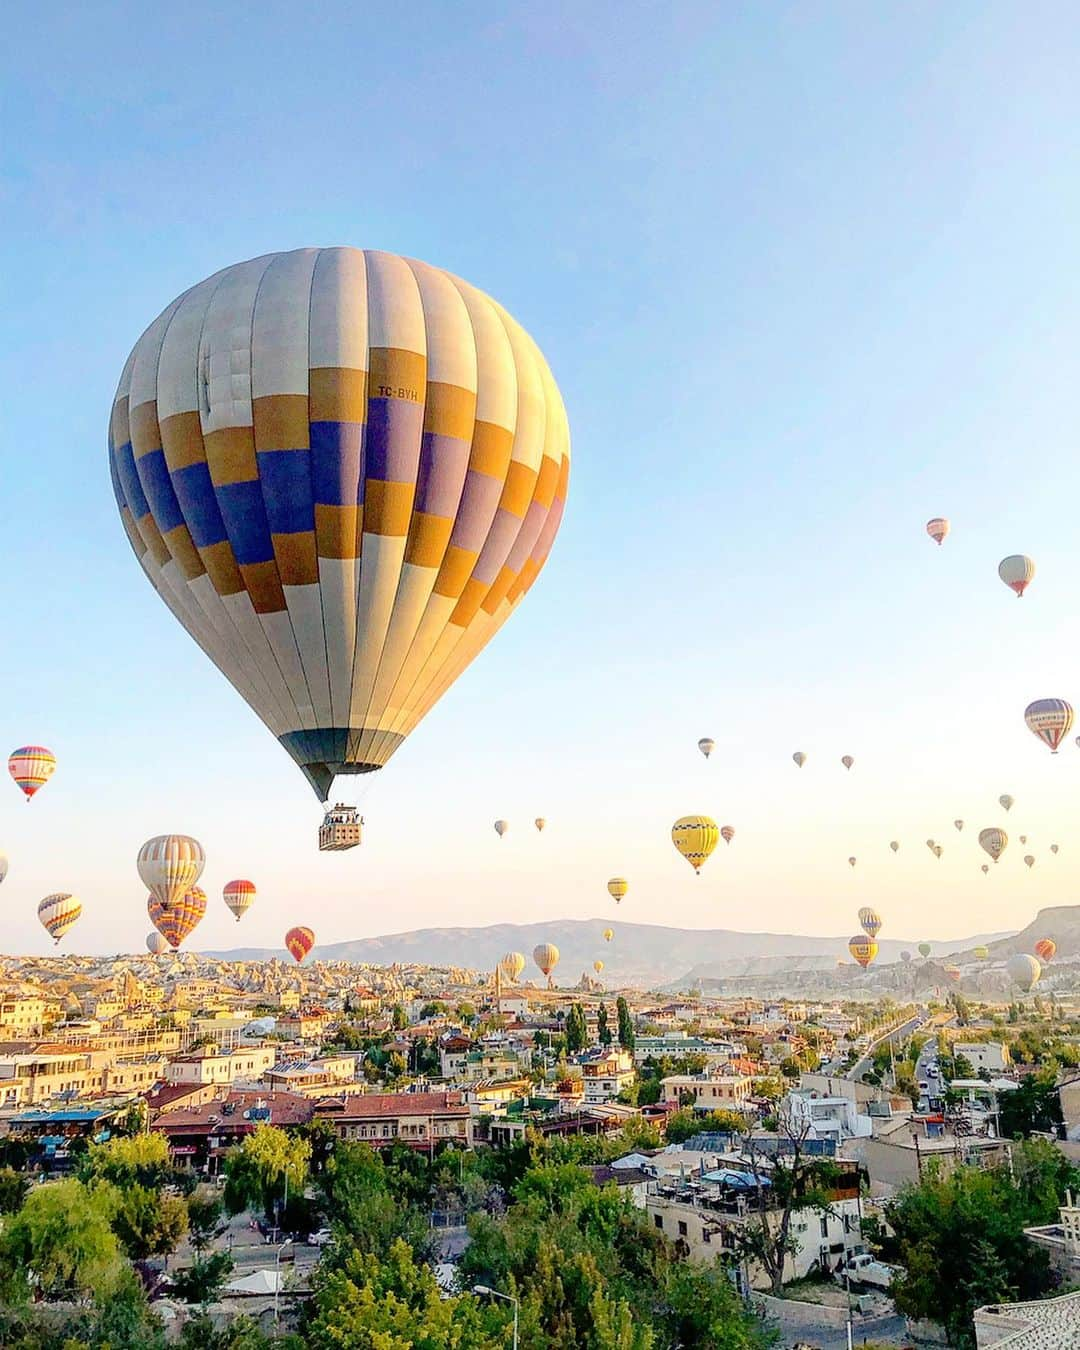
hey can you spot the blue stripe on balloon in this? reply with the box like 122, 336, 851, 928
172, 462, 228, 548
115, 441, 150, 519
257, 449, 315, 535
108, 446, 128, 509
137, 448, 185, 534
216, 480, 275, 565
311, 421, 365, 505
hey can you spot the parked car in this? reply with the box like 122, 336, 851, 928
838, 1252, 895, 1290
307, 1229, 333, 1247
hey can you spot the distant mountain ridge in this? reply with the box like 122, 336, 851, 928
207, 916, 1017, 989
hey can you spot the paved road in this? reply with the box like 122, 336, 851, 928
848, 1013, 924, 1082
791, 1313, 909, 1347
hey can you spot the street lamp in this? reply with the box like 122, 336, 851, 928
473, 1283, 518, 1349
274, 1238, 293, 1330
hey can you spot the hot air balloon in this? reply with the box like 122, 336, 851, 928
534, 818, 546, 832
954, 820, 964, 832
38, 893, 81, 945
109, 249, 571, 808
720, 825, 735, 845
841, 755, 854, 771
1034, 938, 1056, 963
533, 942, 559, 985
671, 816, 720, 874
890, 840, 900, 853
223, 879, 256, 922
9, 747, 56, 801
698, 738, 715, 759
848, 856, 857, 868
926, 839, 936, 852
900, 950, 912, 963
1025, 699, 1074, 754
499, 951, 526, 981
607, 877, 628, 903
918, 942, 932, 958
944, 964, 961, 983
494, 820, 509, 838
978, 827, 1008, 863
148, 887, 206, 950
848, 935, 878, 969
1019, 835, 1028, 845
285, 925, 315, 964
146, 931, 168, 955
603, 928, 613, 943
858, 907, 882, 939
981, 864, 990, 874
792, 752, 807, 768
973, 946, 989, 960
1051, 844, 1059, 855
998, 555, 1035, 597
933, 844, 944, 859
999, 795, 1014, 812
593, 960, 604, 976
926, 518, 950, 545
0, 854, 7, 884
138, 836, 205, 912
1024, 855, 1036, 870
1007, 953, 1040, 992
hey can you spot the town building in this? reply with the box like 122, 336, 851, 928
954, 1041, 1011, 1074
660, 1070, 754, 1113
163, 1043, 277, 1088
580, 1048, 636, 1104
318, 1090, 473, 1149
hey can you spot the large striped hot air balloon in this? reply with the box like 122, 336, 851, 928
848, 935, 878, 969
146, 931, 168, 955
926, 517, 949, 545
9, 746, 56, 801
973, 946, 989, 960
499, 951, 526, 982
285, 926, 316, 964
1034, 938, 1056, 964
223, 879, 256, 922
533, 942, 559, 985
998, 555, 1035, 597
607, 877, 628, 903
108, 249, 570, 805
1024, 699, 1074, 753
38, 893, 81, 945
148, 887, 207, 949
671, 816, 719, 874
1007, 953, 1040, 992
858, 907, 882, 939
138, 836, 205, 912
978, 827, 1008, 864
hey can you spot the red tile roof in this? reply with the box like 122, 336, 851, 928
330, 1091, 467, 1120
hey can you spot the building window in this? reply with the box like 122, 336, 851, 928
678, 1221, 688, 1237
654, 1215, 663, 1230
820, 1217, 829, 1239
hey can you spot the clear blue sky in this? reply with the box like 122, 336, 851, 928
4, 2, 1080, 955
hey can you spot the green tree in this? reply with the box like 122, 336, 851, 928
186, 1188, 226, 1254
616, 997, 635, 1051
597, 1002, 611, 1047
0, 1166, 28, 1214
565, 1002, 588, 1054
998, 1073, 1064, 1139
392, 1004, 408, 1030
171, 1250, 234, 1306
0, 1178, 122, 1303
110, 1183, 189, 1261
665, 1108, 746, 1143
80, 1131, 174, 1189
223, 1124, 311, 1221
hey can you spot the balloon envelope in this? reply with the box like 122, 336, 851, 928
494, 820, 509, 838
1024, 854, 1035, 869
9, 746, 55, 801
146, 931, 168, 955
720, 825, 735, 844
1007, 953, 1040, 992
533, 942, 559, 978
671, 816, 719, 874
285, 925, 315, 964
109, 248, 571, 803
954, 820, 964, 832
978, 827, 1008, 863
998, 554, 1035, 597
499, 951, 526, 981
593, 960, 604, 975
607, 877, 628, 902
918, 942, 932, 957
792, 751, 806, 767
1024, 699, 1074, 754
858, 906, 882, 939
889, 840, 900, 853
973, 946, 989, 960
603, 928, 613, 942
848, 935, 878, 968
534, 818, 546, 832
148, 887, 206, 949
841, 755, 854, 770
138, 835, 205, 912
999, 795, 1014, 811
0, 854, 7, 884
38, 893, 81, 944
223, 879, 256, 922
926, 517, 949, 545
698, 737, 714, 758
1034, 938, 1056, 963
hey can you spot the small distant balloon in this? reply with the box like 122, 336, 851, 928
533, 942, 560, 980
38, 893, 81, 945
1007, 953, 1040, 992
933, 844, 943, 859
285, 926, 315, 965
981, 864, 989, 874
603, 928, 614, 942
534, 818, 546, 832
926, 838, 936, 852
900, 950, 912, 963
607, 877, 628, 903
1034, 938, 1056, 963
858, 907, 882, 938
848, 934, 878, 968
698, 738, 715, 759
918, 942, 932, 958
973, 946, 989, 960
1024, 855, 1035, 869
146, 932, 168, 955
499, 952, 526, 981
792, 751, 807, 768
848, 856, 857, 868
9, 746, 56, 802
926, 517, 950, 545
979, 827, 1008, 863
138, 835, 205, 912
1019, 835, 1028, 845
944, 964, 961, 983
998, 555, 1035, 597
999, 795, 1014, 812
954, 820, 964, 832
889, 840, 900, 853
720, 825, 735, 844
223, 880, 256, 923
0, 854, 7, 884
593, 960, 604, 976
1051, 844, 1059, 855
841, 755, 854, 771
494, 820, 509, 838
1024, 699, 1074, 754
